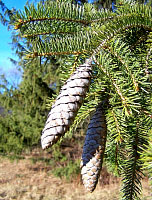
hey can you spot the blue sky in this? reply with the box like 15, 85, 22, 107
0, 0, 31, 87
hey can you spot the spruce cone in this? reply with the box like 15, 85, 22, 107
81, 104, 107, 192
41, 59, 92, 149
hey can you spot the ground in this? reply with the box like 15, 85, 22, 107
0, 151, 151, 200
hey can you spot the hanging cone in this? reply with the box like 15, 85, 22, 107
81, 103, 107, 192
41, 59, 92, 149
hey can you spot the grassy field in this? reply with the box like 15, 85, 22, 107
0, 151, 151, 200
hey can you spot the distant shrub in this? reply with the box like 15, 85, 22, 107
52, 159, 80, 181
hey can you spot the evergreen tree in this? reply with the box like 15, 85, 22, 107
0, 0, 57, 154
0, 59, 55, 153
9, 0, 152, 199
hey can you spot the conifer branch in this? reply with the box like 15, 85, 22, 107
93, 58, 131, 115
122, 120, 144, 200
105, 45, 139, 92
111, 109, 122, 143
15, 17, 90, 29
26, 51, 81, 58
23, 31, 75, 38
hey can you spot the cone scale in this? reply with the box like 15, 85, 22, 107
41, 59, 92, 149
81, 103, 107, 192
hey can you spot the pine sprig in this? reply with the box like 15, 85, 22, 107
106, 107, 127, 175
25, 31, 93, 58
94, 50, 141, 116
13, 1, 115, 32
11, 1, 152, 62
141, 128, 152, 193
121, 115, 150, 200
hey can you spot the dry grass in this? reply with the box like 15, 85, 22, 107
0, 155, 151, 200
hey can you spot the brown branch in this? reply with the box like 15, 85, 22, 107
26, 51, 82, 58
16, 17, 90, 28
23, 31, 75, 38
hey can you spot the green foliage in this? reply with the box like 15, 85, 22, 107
52, 159, 80, 181
0, 59, 55, 154
51, 143, 68, 162
120, 115, 149, 200
141, 128, 152, 189
2, 0, 152, 199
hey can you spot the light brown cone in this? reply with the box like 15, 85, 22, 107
41, 59, 92, 149
81, 103, 107, 192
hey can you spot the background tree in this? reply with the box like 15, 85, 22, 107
0, 0, 60, 153
0, 58, 56, 153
